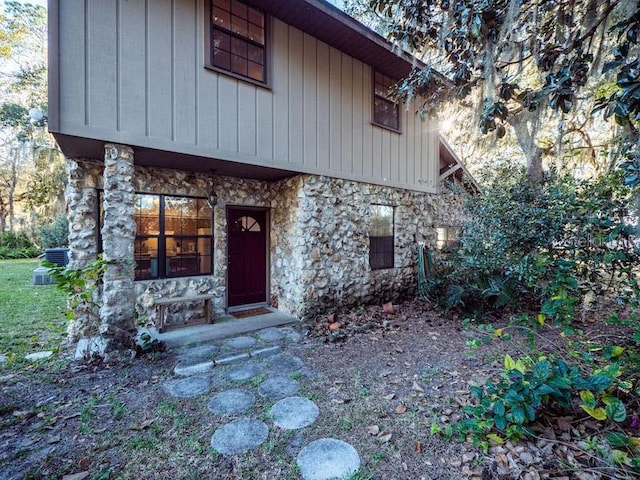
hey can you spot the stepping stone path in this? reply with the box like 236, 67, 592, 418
258, 375, 300, 400
180, 344, 220, 358
24, 351, 53, 361
223, 335, 257, 349
208, 389, 255, 415
163, 326, 361, 478
297, 438, 361, 480
164, 376, 210, 398
270, 352, 304, 373
210, 418, 269, 455
226, 362, 263, 382
257, 327, 285, 342
174, 358, 214, 376
270, 396, 319, 430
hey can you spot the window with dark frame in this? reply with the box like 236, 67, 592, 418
373, 71, 400, 131
369, 205, 394, 270
210, 0, 266, 83
132, 194, 213, 281
436, 227, 460, 252
97, 194, 213, 281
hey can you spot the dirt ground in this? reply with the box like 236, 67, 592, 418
0, 301, 628, 479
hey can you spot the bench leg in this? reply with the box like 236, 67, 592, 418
158, 305, 166, 333
204, 299, 212, 325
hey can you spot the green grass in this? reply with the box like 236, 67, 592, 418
0, 259, 67, 360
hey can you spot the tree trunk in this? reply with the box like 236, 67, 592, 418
8, 150, 17, 231
508, 111, 544, 183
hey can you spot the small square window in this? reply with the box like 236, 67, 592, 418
208, 0, 266, 84
436, 227, 460, 251
373, 71, 400, 131
369, 205, 394, 269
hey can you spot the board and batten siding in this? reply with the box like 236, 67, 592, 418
54, 0, 439, 193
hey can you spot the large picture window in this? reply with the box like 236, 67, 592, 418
209, 0, 266, 83
373, 71, 400, 132
369, 205, 394, 270
134, 194, 213, 280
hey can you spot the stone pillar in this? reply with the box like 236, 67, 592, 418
99, 144, 136, 350
65, 158, 100, 341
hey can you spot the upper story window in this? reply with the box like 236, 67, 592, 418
369, 205, 395, 270
373, 71, 400, 132
209, 0, 266, 84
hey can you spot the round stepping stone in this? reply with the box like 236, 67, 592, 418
208, 389, 255, 415
179, 344, 220, 359
227, 362, 263, 382
297, 438, 361, 480
269, 396, 319, 430
279, 327, 302, 343
258, 376, 300, 400
257, 328, 285, 342
25, 351, 53, 361
210, 418, 269, 455
164, 376, 210, 398
174, 358, 214, 377
269, 353, 304, 373
223, 336, 257, 350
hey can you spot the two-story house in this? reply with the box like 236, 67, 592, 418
49, 0, 468, 345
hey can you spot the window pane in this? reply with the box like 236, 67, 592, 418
135, 194, 160, 234
231, 14, 249, 37
212, 6, 230, 28
374, 97, 400, 130
213, 30, 231, 52
135, 237, 159, 280
231, 54, 248, 76
231, 36, 247, 57
248, 22, 264, 44
165, 197, 200, 235
436, 227, 447, 250
213, 48, 231, 70
248, 7, 263, 28
370, 205, 393, 237
369, 236, 394, 269
166, 237, 212, 277
214, 0, 231, 11
247, 43, 263, 63
231, 0, 247, 17
248, 61, 264, 81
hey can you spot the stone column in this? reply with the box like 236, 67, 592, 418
99, 144, 136, 351
65, 159, 100, 341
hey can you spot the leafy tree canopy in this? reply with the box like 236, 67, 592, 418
367, 0, 640, 182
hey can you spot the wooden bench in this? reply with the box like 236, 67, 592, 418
155, 294, 215, 333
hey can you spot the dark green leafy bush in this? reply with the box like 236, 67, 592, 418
39, 214, 69, 249
431, 166, 640, 323
0, 231, 40, 259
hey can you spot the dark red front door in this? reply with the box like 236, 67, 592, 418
227, 208, 267, 307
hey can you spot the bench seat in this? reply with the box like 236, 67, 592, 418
155, 294, 215, 332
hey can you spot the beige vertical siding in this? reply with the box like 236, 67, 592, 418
55, 0, 438, 192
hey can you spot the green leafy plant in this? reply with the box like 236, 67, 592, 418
445, 354, 625, 450
0, 231, 39, 259
429, 166, 640, 329
38, 214, 68, 248
43, 256, 107, 321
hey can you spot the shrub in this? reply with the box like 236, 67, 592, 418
0, 231, 40, 259
39, 214, 69, 249
430, 166, 640, 324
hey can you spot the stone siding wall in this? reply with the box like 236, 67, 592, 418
67, 160, 470, 326
271, 176, 438, 318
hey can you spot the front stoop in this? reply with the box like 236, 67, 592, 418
139, 308, 299, 348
